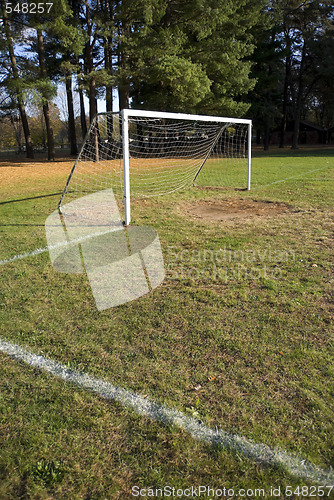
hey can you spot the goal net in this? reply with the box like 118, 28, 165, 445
59, 110, 252, 224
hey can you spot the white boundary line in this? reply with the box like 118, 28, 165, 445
252, 164, 332, 189
0, 226, 122, 266
0, 337, 333, 485
1, 170, 333, 482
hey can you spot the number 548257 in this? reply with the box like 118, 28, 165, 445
5, 3, 53, 14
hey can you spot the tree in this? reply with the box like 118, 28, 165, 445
0, 93, 24, 151
67, 0, 88, 137
129, 0, 265, 116
45, 5, 84, 155
246, 0, 334, 148
274, 0, 334, 148
309, 33, 334, 131
0, 0, 34, 158
28, 101, 64, 148
247, 5, 284, 149
36, 27, 56, 160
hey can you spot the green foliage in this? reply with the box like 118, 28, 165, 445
1, 0, 333, 151
51, 16, 84, 56
251, 0, 334, 142
31, 458, 66, 486
83, 68, 115, 90
33, 79, 58, 104
135, 55, 211, 112
247, 23, 284, 133
128, 0, 266, 114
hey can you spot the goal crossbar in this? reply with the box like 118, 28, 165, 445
121, 108, 252, 125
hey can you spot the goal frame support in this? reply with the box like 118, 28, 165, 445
59, 109, 252, 226
122, 111, 131, 226
121, 109, 252, 225
247, 122, 252, 191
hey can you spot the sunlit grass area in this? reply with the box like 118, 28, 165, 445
0, 147, 333, 498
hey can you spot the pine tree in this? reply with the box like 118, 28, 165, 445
247, 4, 284, 149
44, 2, 84, 155
36, 27, 55, 160
273, 0, 334, 148
129, 0, 266, 116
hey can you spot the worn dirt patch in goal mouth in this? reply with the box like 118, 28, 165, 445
181, 199, 293, 222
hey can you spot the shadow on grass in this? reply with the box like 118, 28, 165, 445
252, 146, 334, 158
0, 224, 46, 227
0, 193, 62, 206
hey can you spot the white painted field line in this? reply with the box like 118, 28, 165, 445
0, 227, 121, 266
1, 337, 333, 485
252, 164, 332, 189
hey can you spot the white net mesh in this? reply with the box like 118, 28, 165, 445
59, 112, 250, 215
59, 113, 124, 209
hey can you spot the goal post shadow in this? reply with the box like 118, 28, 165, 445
46, 189, 164, 310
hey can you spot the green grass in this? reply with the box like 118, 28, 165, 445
0, 148, 333, 498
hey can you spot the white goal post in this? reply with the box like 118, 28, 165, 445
59, 109, 252, 225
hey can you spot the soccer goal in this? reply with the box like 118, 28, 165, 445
58, 109, 252, 225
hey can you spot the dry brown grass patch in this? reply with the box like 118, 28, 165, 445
180, 198, 293, 222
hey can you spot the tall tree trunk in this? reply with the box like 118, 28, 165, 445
1, 0, 34, 158
104, 38, 114, 142
42, 103, 54, 159
36, 28, 55, 160
292, 43, 306, 150
10, 115, 22, 150
104, 0, 114, 114
83, 0, 98, 160
119, 84, 129, 110
77, 67, 87, 139
17, 95, 34, 158
105, 38, 113, 114
65, 72, 78, 155
279, 33, 291, 149
264, 119, 270, 151
88, 74, 97, 122
84, 1, 97, 122
41, 111, 46, 148
118, 21, 130, 110
279, 80, 288, 148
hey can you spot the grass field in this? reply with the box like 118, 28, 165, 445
0, 147, 333, 499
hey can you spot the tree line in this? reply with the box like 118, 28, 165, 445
0, 0, 333, 159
